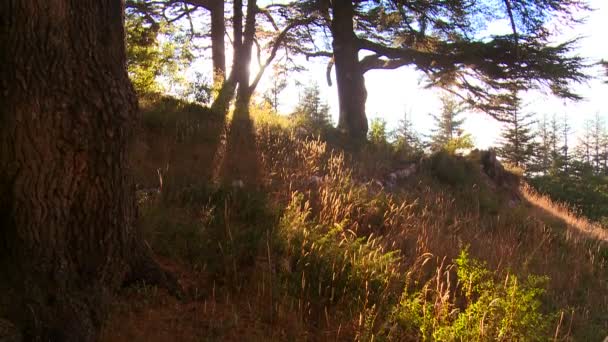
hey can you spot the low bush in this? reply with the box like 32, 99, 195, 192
275, 193, 400, 314
383, 250, 552, 341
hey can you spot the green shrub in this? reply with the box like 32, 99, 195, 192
384, 250, 553, 341
275, 193, 400, 312
369, 118, 389, 146
427, 151, 476, 186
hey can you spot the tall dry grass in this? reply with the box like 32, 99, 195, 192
521, 183, 608, 243
256, 125, 608, 340
105, 107, 607, 341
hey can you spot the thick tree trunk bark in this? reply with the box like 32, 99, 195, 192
0, 1, 177, 340
330, 0, 368, 141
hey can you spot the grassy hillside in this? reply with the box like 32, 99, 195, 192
102, 95, 607, 341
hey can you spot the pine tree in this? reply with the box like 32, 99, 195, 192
394, 110, 422, 155
549, 114, 562, 173
560, 114, 573, 173
368, 118, 388, 145
533, 114, 552, 174
292, 83, 332, 133
598, 115, 608, 174
429, 96, 471, 152
1, 0, 177, 338
497, 99, 536, 169
575, 119, 593, 166
590, 113, 605, 173
287, 0, 588, 139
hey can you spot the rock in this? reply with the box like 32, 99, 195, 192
479, 149, 518, 187
479, 149, 522, 205
480, 149, 503, 181
385, 163, 418, 188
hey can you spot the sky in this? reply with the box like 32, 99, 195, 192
191, 0, 608, 149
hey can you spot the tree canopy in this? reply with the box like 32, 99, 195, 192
279, 0, 590, 138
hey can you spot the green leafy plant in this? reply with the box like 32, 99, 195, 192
384, 250, 553, 341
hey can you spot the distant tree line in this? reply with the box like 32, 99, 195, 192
357, 92, 608, 224
496, 98, 608, 224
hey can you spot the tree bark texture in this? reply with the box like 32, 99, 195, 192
330, 0, 368, 141
0, 1, 160, 340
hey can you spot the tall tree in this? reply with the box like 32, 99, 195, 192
534, 113, 553, 174
212, 1, 314, 117
575, 119, 594, 166
497, 97, 536, 169
590, 112, 606, 173
287, 0, 589, 140
560, 113, 573, 173
0, 1, 175, 340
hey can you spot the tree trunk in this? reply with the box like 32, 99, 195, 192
210, 0, 226, 87
0, 1, 176, 340
213, 0, 257, 119
211, 0, 243, 116
330, 0, 368, 141
234, 0, 257, 120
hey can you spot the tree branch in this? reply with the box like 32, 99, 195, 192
249, 17, 316, 93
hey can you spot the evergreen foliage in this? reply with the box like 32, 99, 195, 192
283, 0, 589, 139
429, 96, 472, 153
559, 114, 573, 173
292, 83, 332, 134
369, 118, 389, 145
497, 98, 536, 169
532, 114, 553, 173
393, 110, 423, 156
527, 112, 608, 224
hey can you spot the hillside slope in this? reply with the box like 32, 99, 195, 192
103, 96, 607, 341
